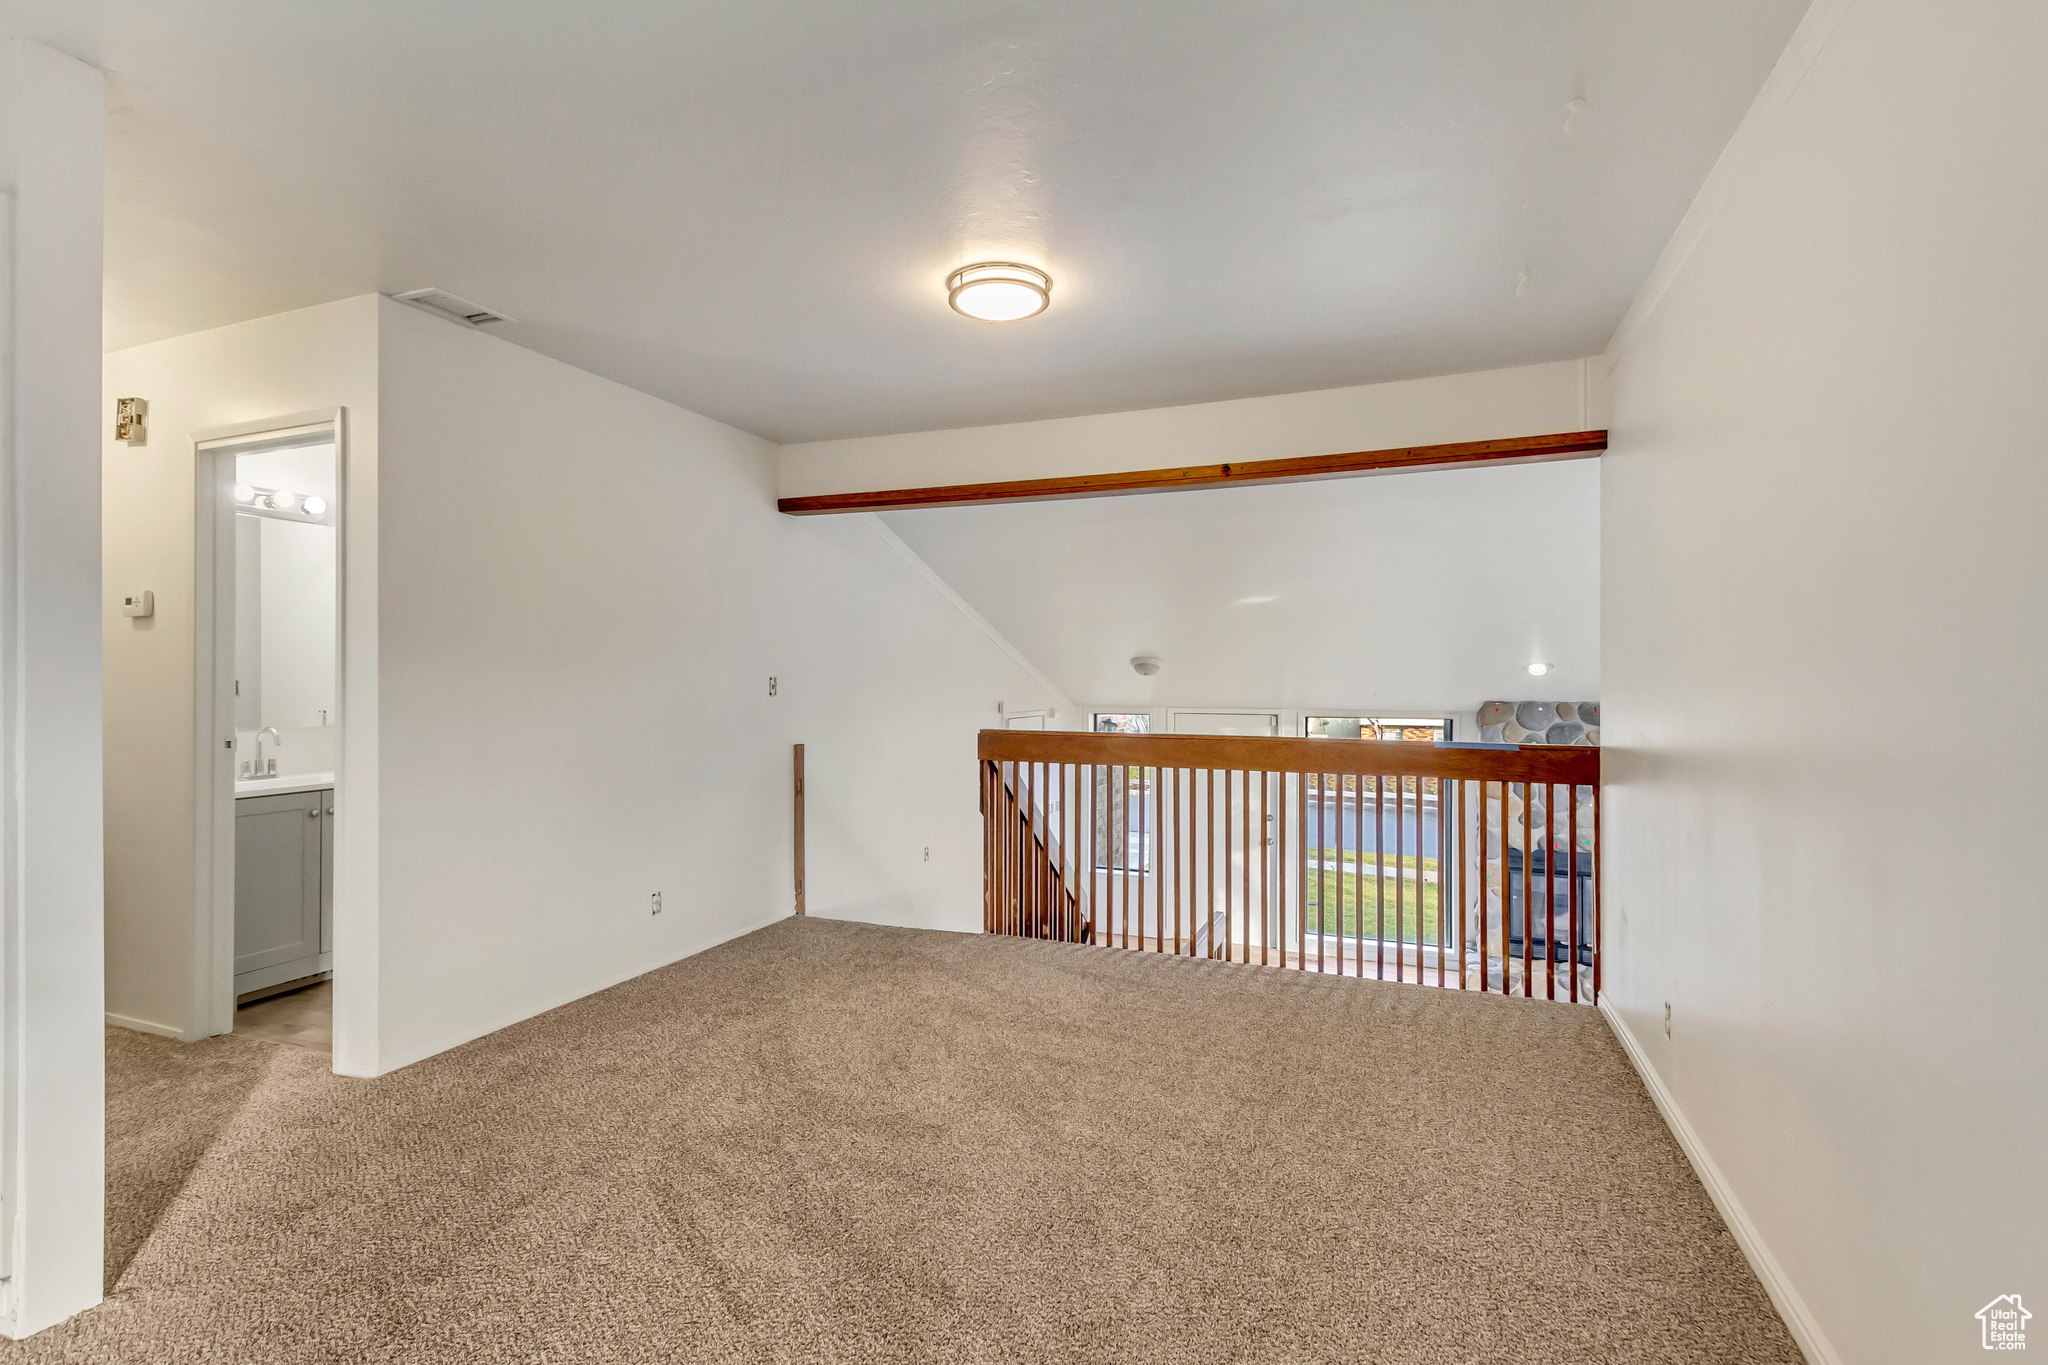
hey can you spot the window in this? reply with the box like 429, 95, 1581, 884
1305, 715, 1452, 742
1090, 714, 1151, 870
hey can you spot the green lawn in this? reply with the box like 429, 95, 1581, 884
1304, 866, 1447, 946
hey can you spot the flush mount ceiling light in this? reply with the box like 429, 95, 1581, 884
1131, 655, 1162, 677
1527, 662, 1551, 676
947, 262, 1052, 322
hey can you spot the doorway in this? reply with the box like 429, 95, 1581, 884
195, 421, 343, 1054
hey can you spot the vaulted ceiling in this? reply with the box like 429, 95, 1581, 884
8, 0, 1806, 441
883, 459, 1601, 710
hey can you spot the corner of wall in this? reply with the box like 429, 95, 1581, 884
1600, 1000, 1841, 1365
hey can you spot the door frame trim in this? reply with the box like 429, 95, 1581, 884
191, 411, 345, 1043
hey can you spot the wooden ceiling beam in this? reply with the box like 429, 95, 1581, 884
776, 429, 1607, 515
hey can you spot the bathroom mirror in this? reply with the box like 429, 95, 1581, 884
234, 441, 337, 772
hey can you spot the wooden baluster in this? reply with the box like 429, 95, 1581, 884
1395, 772, 1407, 984
1545, 781, 1557, 999
1103, 763, 1112, 946
1212, 769, 1228, 961
1130, 769, 1146, 949
1202, 767, 1213, 959
1521, 781, 1533, 997
1107, 763, 1118, 948
1115, 764, 1126, 950
1139, 762, 1150, 951
1241, 771, 1252, 965
1028, 760, 1039, 936
1074, 764, 1084, 944
1438, 778, 1448, 987
1294, 771, 1306, 970
1058, 762, 1069, 942
983, 761, 993, 933
1038, 760, 1049, 936
1332, 773, 1342, 976
1156, 762, 1166, 953
1064, 765, 1081, 945
1476, 782, 1488, 991
1317, 772, 1329, 974
1088, 765, 1099, 946
1032, 757, 1048, 941
1568, 781, 1580, 1002
1130, 764, 1140, 950
996, 761, 1006, 937
1038, 761, 1048, 938
1592, 781, 1602, 1004
1435, 777, 1446, 986
1457, 779, 1468, 990
1172, 767, 1183, 956
1374, 775, 1385, 980
1154, 762, 1165, 951
1004, 761, 1016, 937
1259, 772, 1270, 966
1157, 766, 1166, 954
1351, 771, 1362, 978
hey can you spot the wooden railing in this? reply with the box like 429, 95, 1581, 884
978, 730, 1602, 1002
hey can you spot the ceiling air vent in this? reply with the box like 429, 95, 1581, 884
393, 288, 515, 327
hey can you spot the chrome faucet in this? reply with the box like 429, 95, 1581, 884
256, 727, 281, 777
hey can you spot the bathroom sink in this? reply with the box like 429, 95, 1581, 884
235, 771, 337, 798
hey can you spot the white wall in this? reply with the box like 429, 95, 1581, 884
372, 299, 1059, 1071
102, 296, 379, 1044
1599, 1, 2048, 1361
776, 517, 1065, 934
781, 359, 1592, 497
0, 37, 106, 1339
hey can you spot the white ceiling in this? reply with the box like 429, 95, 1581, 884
9, 0, 1805, 442
881, 460, 1600, 711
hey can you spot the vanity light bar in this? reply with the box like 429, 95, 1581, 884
234, 484, 331, 524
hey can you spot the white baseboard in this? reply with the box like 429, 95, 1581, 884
105, 1011, 186, 1041
1599, 998, 1842, 1365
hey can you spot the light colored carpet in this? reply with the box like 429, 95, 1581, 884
8, 917, 1798, 1363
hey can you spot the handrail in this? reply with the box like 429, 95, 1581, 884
978, 730, 1598, 784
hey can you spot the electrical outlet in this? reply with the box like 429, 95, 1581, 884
651, 892, 663, 917
767, 676, 778, 697
923, 846, 930, 862
1663, 1001, 1672, 1039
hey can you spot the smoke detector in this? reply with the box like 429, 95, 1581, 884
394, 288, 515, 327
1130, 655, 1162, 677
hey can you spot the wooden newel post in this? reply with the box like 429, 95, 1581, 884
793, 743, 806, 916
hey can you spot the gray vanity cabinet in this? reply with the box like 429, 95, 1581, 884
234, 787, 333, 993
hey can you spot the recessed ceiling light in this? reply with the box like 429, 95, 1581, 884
947, 262, 1051, 322
1527, 662, 1551, 676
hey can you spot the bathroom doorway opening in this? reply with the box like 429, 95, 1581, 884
193, 417, 345, 1058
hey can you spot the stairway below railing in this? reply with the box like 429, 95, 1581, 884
982, 755, 1085, 943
